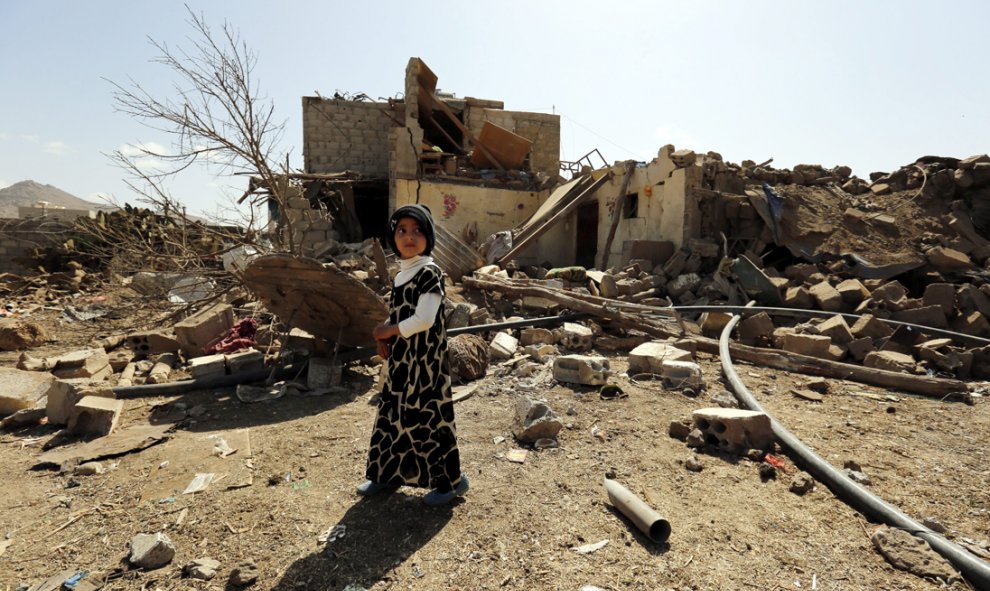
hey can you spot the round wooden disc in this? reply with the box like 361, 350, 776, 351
242, 254, 388, 348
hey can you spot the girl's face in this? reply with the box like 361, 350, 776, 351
394, 217, 427, 259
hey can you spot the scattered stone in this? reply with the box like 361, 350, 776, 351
804, 378, 829, 393
67, 396, 124, 437
0, 319, 49, 350
668, 419, 692, 440
809, 281, 842, 312
737, 312, 775, 345
863, 350, 916, 374
780, 333, 831, 358
228, 560, 259, 586
489, 332, 519, 360
845, 469, 872, 486
871, 526, 958, 582
519, 327, 555, 346
709, 390, 738, 408
513, 397, 563, 443
129, 532, 176, 569
921, 517, 948, 534
789, 473, 815, 495
927, 246, 972, 270
73, 462, 104, 476
661, 359, 702, 389
758, 462, 777, 481
184, 557, 221, 580
685, 455, 704, 472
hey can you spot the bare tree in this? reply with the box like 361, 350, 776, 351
105, 5, 299, 256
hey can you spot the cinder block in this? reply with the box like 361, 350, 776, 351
553, 355, 610, 386
174, 303, 234, 358
68, 396, 124, 436
661, 359, 703, 389
556, 322, 593, 351
124, 332, 182, 356
809, 281, 842, 312
226, 349, 265, 374
47, 381, 115, 425
188, 354, 227, 379
628, 342, 692, 374
692, 407, 773, 453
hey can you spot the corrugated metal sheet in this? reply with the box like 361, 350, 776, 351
433, 221, 485, 282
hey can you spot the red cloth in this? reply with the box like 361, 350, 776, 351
206, 318, 259, 354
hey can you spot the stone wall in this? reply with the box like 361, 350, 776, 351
0, 218, 76, 274
302, 97, 395, 177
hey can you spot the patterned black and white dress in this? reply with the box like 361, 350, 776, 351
365, 263, 462, 492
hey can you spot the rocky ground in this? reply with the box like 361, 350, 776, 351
1, 285, 989, 591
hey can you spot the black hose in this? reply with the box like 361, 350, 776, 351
718, 309, 990, 589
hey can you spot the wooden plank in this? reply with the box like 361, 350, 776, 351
499, 173, 611, 263
598, 161, 637, 269
428, 91, 506, 171
469, 121, 532, 170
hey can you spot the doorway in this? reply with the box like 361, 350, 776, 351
575, 201, 599, 269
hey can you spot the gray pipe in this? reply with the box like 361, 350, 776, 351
718, 311, 990, 590
604, 478, 671, 544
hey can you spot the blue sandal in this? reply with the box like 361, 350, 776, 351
356, 480, 398, 496
423, 475, 470, 506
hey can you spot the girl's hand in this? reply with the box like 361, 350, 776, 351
373, 322, 398, 342
376, 338, 391, 360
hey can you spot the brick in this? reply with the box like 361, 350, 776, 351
519, 328, 555, 346
850, 314, 893, 339
784, 286, 814, 309
847, 336, 874, 361
863, 351, 916, 374
700, 312, 733, 337
737, 312, 775, 345
953, 311, 990, 338
871, 281, 908, 306
893, 305, 949, 329
927, 246, 972, 270
68, 396, 123, 437
836, 279, 871, 305
174, 303, 234, 357
809, 281, 842, 311
489, 332, 519, 360
922, 283, 956, 317
781, 333, 831, 358
816, 315, 855, 345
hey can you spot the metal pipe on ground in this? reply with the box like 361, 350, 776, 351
604, 478, 671, 544
718, 307, 990, 590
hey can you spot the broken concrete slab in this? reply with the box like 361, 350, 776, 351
68, 396, 124, 437
37, 423, 172, 468
691, 408, 773, 453
519, 327, 555, 346
51, 348, 111, 380
661, 359, 703, 389
226, 349, 265, 374
553, 354, 610, 386
0, 368, 57, 416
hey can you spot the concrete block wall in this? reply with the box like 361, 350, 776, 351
0, 218, 76, 274
302, 97, 395, 177
465, 107, 560, 176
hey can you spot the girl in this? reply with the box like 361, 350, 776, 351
359, 203, 468, 506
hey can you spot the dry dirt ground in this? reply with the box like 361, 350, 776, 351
2, 289, 989, 591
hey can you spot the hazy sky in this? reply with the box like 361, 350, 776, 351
2, 1, 989, 216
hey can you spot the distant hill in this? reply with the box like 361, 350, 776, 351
0, 180, 112, 219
